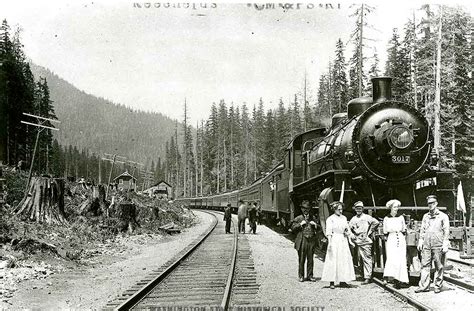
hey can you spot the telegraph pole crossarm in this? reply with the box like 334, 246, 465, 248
21, 113, 60, 195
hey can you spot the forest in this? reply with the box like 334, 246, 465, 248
0, 5, 472, 202
163, 5, 473, 200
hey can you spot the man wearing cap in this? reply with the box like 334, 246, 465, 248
349, 201, 380, 284
415, 195, 450, 293
291, 200, 318, 282
224, 203, 232, 234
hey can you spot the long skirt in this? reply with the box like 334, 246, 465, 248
383, 232, 409, 283
321, 233, 355, 283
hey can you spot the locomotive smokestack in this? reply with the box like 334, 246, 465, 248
372, 77, 392, 104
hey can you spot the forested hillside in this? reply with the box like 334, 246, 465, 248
29, 63, 177, 164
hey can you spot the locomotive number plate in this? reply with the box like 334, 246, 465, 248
392, 155, 410, 163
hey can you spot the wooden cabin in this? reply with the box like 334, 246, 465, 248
143, 181, 172, 199
113, 171, 137, 191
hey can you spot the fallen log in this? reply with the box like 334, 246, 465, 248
159, 222, 181, 234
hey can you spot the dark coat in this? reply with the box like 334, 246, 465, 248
224, 207, 232, 220
248, 206, 258, 222
291, 213, 318, 252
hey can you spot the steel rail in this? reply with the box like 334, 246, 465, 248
444, 275, 474, 292
114, 211, 219, 310
221, 218, 238, 309
371, 277, 433, 311
447, 257, 474, 267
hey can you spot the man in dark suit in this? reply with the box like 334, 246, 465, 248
224, 203, 232, 234
291, 200, 318, 282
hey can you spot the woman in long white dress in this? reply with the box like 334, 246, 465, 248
383, 199, 409, 287
321, 201, 355, 289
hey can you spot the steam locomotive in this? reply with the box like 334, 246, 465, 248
177, 77, 456, 275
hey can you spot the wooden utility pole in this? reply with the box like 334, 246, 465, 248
102, 153, 126, 200
433, 7, 443, 155
127, 160, 143, 192
20, 113, 60, 194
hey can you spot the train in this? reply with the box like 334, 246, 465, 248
176, 77, 457, 275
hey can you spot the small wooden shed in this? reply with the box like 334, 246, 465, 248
143, 181, 172, 199
113, 171, 137, 191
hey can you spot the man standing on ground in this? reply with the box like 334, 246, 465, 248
349, 201, 379, 284
224, 203, 232, 234
415, 195, 450, 294
291, 200, 318, 282
248, 202, 258, 234
237, 200, 247, 234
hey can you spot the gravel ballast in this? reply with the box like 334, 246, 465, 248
0, 211, 214, 309
246, 223, 415, 310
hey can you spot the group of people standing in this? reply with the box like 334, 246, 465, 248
224, 199, 260, 234
293, 195, 450, 294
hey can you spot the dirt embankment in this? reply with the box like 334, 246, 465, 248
0, 169, 197, 306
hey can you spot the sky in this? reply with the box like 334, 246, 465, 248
1, 0, 473, 124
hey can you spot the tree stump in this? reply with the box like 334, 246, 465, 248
14, 177, 68, 225
79, 184, 107, 216
117, 203, 139, 233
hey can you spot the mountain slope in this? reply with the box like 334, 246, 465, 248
30, 63, 179, 165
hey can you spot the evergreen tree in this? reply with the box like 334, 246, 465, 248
366, 47, 380, 94
263, 110, 277, 170
240, 103, 252, 185
275, 98, 291, 158
290, 95, 303, 138
401, 15, 417, 107
385, 28, 411, 101
348, 4, 375, 98
332, 39, 349, 113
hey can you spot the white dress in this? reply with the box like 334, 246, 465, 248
321, 214, 356, 283
383, 216, 409, 283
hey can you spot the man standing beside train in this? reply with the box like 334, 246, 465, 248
415, 195, 450, 294
349, 201, 379, 284
237, 200, 248, 234
224, 203, 232, 234
291, 200, 318, 282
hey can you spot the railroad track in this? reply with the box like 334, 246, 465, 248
104, 211, 238, 310
271, 224, 472, 310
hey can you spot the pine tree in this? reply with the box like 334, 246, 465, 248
275, 98, 291, 157
348, 4, 375, 98
290, 95, 303, 138
444, 7, 473, 182
240, 104, 252, 185
366, 47, 380, 95
263, 110, 277, 170
332, 39, 349, 113
401, 15, 418, 107
385, 28, 411, 101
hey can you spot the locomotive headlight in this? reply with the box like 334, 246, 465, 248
390, 126, 413, 149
